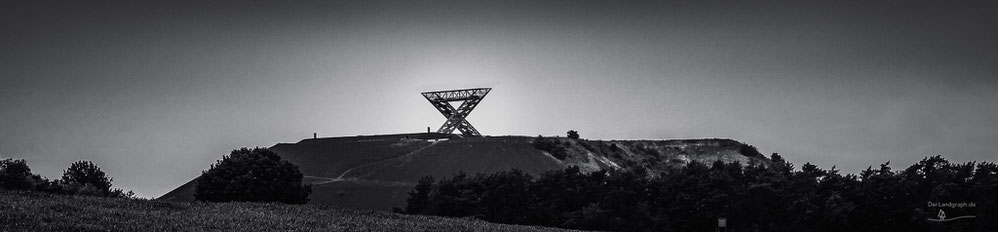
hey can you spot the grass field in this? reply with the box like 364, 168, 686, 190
0, 190, 575, 232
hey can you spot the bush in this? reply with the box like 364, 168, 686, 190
61, 160, 113, 194
532, 136, 568, 160
738, 144, 764, 158
567, 130, 580, 140
194, 147, 311, 204
404, 176, 435, 214
0, 158, 35, 190
0, 159, 132, 198
550, 147, 568, 160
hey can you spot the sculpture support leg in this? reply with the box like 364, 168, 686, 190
421, 88, 491, 137
433, 97, 482, 136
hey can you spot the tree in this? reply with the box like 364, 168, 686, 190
194, 147, 311, 204
532, 136, 569, 160
567, 130, 580, 140
405, 175, 435, 214
738, 144, 763, 158
61, 160, 113, 194
0, 158, 35, 190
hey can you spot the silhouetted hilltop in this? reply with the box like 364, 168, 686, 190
160, 133, 771, 210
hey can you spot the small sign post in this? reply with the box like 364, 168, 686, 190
716, 217, 727, 232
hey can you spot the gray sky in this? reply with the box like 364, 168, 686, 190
2, 0, 996, 198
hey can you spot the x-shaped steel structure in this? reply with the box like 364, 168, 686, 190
422, 88, 491, 136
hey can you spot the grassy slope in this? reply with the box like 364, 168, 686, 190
271, 138, 432, 177
160, 135, 771, 211
348, 137, 564, 182
162, 136, 567, 211
0, 190, 574, 232
160, 134, 436, 202
306, 137, 565, 210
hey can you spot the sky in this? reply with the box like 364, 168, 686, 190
2, 0, 996, 198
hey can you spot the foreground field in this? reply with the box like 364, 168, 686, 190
0, 191, 573, 232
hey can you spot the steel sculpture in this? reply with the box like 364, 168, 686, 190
422, 88, 491, 136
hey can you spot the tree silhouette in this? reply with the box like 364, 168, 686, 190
61, 160, 112, 194
194, 147, 311, 204
402, 155, 998, 231
0, 158, 35, 190
567, 130, 580, 139
405, 175, 435, 214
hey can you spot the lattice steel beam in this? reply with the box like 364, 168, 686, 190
422, 88, 491, 136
